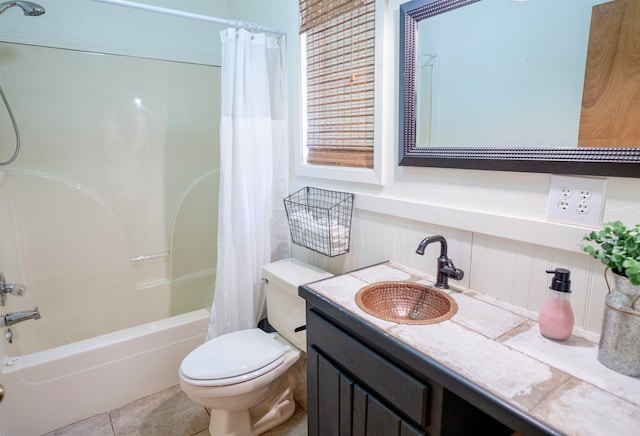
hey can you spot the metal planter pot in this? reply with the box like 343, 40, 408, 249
597, 272, 640, 377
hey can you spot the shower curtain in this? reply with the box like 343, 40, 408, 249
207, 28, 289, 339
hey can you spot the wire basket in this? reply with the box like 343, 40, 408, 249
284, 187, 354, 257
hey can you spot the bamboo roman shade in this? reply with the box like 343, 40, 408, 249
300, 0, 375, 168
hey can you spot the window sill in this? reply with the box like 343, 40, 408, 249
294, 162, 384, 186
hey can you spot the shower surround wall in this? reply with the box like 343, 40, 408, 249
0, 41, 220, 355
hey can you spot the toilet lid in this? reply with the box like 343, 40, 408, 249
180, 329, 288, 382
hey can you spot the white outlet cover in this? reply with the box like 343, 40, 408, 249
547, 175, 607, 227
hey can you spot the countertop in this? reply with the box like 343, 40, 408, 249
302, 261, 640, 436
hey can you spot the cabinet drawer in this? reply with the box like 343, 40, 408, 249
307, 309, 430, 427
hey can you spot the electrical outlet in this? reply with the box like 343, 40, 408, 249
547, 175, 607, 227
578, 189, 592, 201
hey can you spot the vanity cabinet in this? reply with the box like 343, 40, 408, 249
307, 310, 428, 435
301, 285, 557, 436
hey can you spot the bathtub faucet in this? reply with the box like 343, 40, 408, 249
0, 273, 27, 306
416, 235, 464, 289
1, 307, 41, 327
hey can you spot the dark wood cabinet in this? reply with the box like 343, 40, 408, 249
301, 285, 558, 436
307, 309, 428, 435
309, 349, 425, 436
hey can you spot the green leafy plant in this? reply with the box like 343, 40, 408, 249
583, 221, 640, 285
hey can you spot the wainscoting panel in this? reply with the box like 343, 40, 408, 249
292, 204, 608, 335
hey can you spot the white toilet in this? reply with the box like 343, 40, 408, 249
179, 259, 332, 436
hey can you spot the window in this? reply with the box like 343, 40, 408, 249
300, 0, 376, 169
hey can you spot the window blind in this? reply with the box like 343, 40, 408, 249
301, 0, 375, 168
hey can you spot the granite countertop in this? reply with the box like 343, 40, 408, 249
304, 261, 640, 436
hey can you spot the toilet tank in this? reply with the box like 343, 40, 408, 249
262, 259, 332, 351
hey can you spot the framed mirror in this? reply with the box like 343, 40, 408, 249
399, 0, 640, 177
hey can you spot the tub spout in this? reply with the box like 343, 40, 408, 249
1, 307, 41, 327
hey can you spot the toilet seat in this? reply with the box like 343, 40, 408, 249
179, 328, 290, 387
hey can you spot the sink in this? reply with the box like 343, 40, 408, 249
355, 281, 457, 324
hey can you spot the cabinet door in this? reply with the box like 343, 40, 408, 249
308, 347, 425, 436
306, 310, 430, 428
307, 346, 349, 435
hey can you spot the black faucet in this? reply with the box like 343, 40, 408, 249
415, 235, 464, 289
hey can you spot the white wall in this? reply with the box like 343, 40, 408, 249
0, 0, 228, 65
230, 0, 640, 335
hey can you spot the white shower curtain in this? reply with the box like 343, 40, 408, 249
207, 28, 290, 339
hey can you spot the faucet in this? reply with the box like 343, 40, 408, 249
1, 307, 41, 327
415, 235, 464, 289
0, 273, 27, 306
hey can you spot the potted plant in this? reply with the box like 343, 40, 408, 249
582, 220, 640, 377
583, 220, 640, 285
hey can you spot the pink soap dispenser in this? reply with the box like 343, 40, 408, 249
539, 268, 574, 341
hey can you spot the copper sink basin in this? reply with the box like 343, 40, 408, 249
355, 281, 457, 324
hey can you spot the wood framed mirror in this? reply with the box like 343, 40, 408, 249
399, 0, 640, 177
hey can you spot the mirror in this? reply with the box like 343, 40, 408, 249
399, 0, 640, 177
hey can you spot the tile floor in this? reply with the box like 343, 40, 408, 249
43, 385, 307, 436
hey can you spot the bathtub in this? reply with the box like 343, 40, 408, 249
0, 309, 210, 436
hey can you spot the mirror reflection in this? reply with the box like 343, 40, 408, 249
415, 0, 599, 148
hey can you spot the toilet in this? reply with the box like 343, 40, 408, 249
179, 258, 332, 436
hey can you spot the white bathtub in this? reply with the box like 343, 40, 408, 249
0, 309, 210, 436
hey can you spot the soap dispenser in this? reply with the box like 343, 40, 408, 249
539, 268, 574, 341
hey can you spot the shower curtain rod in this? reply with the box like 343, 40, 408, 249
89, 0, 285, 36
